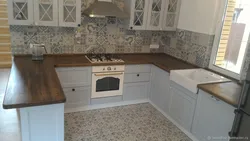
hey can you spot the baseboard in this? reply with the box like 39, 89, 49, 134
148, 100, 199, 141
64, 99, 149, 113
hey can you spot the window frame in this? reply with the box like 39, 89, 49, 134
209, 0, 247, 80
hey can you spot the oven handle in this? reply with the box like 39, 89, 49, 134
94, 72, 124, 76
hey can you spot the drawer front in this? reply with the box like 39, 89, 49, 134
56, 67, 92, 87
63, 86, 91, 109
123, 82, 150, 101
91, 96, 122, 105
124, 73, 151, 83
125, 64, 151, 73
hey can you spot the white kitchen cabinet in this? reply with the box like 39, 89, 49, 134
192, 90, 235, 141
149, 65, 171, 114
58, 0, 81, 27
7, 0, 34, 25
63, 86, 91, 109
169, 82, 197, 131
162, 0, 181, 30
124, 0, 181, 31
34, 0, 58, 26
123, 82, 150, 101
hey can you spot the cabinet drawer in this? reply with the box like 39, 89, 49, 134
56, 67, 91, 87
125, 64, 151, 73
63, 86, 91, 109
124, 73, 150, 83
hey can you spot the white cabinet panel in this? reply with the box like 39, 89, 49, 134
192, 90, 235, 141
169, 83, 196, 131
34, 0, 58, 26
58, 0, 81, 27
149, 65, 171, 114
123, 82, 150, 101
63, 86, 90, 109
146, 0, 165, 30
125, 64, 151, 73
7, 0, 34, 25
56, 67, 92, 87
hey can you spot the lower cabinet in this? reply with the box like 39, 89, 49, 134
63, 86, 91, 109
191, 90, 235, 141
123, 82, 150, 101
169, 82, 197, 131
149, 65, 171, 114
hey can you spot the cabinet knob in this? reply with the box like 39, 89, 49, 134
130, 27, 133, 30
72, 88, 75, 91
78, 24, 81, 27
137, 74, 140, 77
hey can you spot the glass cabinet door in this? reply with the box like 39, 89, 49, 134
130, 0, 149, 30
34, 0, 58, 26
58, 0, 81, 27
162, 0, 181, 30
7, 0, 33, 25
146, 0, 165, 30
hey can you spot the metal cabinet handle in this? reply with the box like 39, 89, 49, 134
94, 72, 123, 76
211, 96, 220, 101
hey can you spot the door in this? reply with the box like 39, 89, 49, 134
34, 0, 58, 26
146, 0, 165, 30
7, 0, 33, 25
192, 90, 235, 141
123, 82, 150, 101
162, 0, 181, 31
58, 0, 81, 27
129, 0, 149, 30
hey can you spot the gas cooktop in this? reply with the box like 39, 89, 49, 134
85, 54, 124, 63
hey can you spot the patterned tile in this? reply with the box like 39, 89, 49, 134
24, 32, 38, 45
11, 32, 24, 46
64, 103, 191, 141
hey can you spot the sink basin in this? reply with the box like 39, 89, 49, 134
170, 69, 231, 93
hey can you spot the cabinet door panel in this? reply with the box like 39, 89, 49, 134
58, 0, 81, 27
123, 82, 149, 101
169, 86, 196, 131
146, 0, 165, 30
129, 0, 149, 30
34, 0, 58, 26
63, 86, 91, 109
192, 90, 235, 141
7, 0, 33, 25
162, 0, 181, 31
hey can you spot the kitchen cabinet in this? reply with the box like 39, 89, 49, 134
149, 65, 171, 114
58, 0, 81, 27
192, 90, 235, 141
124, 0, 181, 31
123, 82, 150, 101
63, 86, 91, 109
7, 0, 33, 25
169, 82, 197, 131
7, 0, 81, 27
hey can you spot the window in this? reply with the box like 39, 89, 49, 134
209, 0, 250, 79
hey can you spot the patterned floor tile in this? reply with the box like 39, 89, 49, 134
65, 103, 191, 141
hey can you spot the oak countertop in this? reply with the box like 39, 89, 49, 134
3, 53, 242, 109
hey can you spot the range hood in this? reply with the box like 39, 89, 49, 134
82, 0, 129, 18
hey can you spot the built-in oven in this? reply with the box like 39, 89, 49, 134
91, 65, 125, 98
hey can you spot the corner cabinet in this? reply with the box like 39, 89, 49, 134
125, 0, 181, 31
58, 0, 81, 27
7, 0, 81, 27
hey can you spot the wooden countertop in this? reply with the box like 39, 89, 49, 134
3, 53, 242, 109
198, 82, 242, 107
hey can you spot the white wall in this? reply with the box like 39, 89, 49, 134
177, 0, 227, 35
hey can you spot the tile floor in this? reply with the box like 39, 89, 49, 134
65, 103, 191, 141
0, 69, 191, 141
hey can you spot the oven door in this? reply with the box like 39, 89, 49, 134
92, 72, 124, 98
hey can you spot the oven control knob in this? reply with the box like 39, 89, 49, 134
107, 67, 111, 71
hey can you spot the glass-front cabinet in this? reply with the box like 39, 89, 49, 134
146, 0, 165, 30
7, 0, 33, 25
58, 0, 81, 27
162, 0, 181, 30
34, 0, 58, 26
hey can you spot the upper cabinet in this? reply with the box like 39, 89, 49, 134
7, 0, 33, 25
58, 0, 81, 27
125, 0, 181, 31
7, 0, 81, 27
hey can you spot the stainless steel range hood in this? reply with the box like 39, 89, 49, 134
82, 0, 129, 18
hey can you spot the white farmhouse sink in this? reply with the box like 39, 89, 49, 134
170, 69, 231, 93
